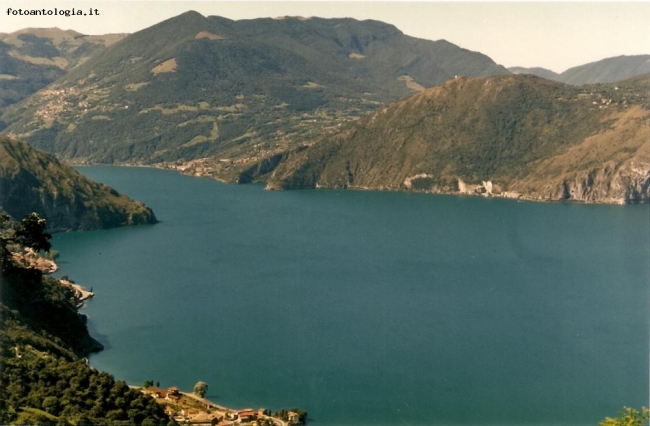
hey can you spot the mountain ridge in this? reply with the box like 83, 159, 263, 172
2, 11, 510, 181
559, 54, 650, 85
509, 54, 650, 85
508, 66, 560, 81
266, 73, 650, 204
0, 27, 126, 113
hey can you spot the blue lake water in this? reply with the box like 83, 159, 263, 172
53, 166, 649, 425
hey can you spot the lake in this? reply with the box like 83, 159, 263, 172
52, 166, 649, 425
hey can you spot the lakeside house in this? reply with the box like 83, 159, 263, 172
238, 409, 257, 422
166, 386, 181, 402
140, 385, 296, 425
181, 408, 200, 418
144, 387, 168, 399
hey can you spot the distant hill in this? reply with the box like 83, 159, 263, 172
508, 66, 559, 81
0, 135, 157, 231
509, 55, 650, 85
2, 11, 509, 181
267, 74, 650, 204
0, 28, 126, 114
558, 54, 650, 85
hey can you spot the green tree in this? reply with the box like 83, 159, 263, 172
289, 408, 308, 425
0, 212, 16, 270
193, 381, 208, 398
75, 414, 92, 426
600, 407, 649, 426
141, 418, 157, 426
274, 409, 288, 421
143, 379, 153, 388
16, 212, 52, 252
42, 396, 60, 414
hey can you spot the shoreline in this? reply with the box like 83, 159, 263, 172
70, 162, 648, 206
61, 264, 294, 425
130, 386, 289, 426
57, 276, 103, 352
60, 279, 95, 305
47, 242, 292, 423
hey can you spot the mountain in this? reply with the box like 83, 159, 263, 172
558, 54, 650, 85
0, 135, 157, 231
509, 55, 650, 85
266, 74, 650, 204
0, 28, 126, 114
2, 11, 509, 181
508, 66, 559, 81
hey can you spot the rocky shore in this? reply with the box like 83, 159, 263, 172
60, 279, 95, 306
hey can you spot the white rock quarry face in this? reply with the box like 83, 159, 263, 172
403, 173, 433, 189
457, 178, 494, 196
482, 180, 493, 194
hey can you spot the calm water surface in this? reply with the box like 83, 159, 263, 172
53, 166, 649, 425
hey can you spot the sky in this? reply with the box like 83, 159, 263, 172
1, 1, 649, 73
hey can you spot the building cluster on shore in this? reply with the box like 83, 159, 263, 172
140, 386, 302, 426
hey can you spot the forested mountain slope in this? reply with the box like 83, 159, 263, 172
3, 11, 509, 181
267, 74, 650, 204
0, 28, 125, 114
0, 135, 157, 231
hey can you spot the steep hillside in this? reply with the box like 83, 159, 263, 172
0, 135, 157, 231
0, 214, 169, 425
558, 55, 650, 85
267, 74, 650, 204
0, 28, 125, 113
3, 11, 509, 181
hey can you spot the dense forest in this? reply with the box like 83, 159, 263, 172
0, 135, 158, 232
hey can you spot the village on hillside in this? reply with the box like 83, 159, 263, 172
138, 385, 306, 426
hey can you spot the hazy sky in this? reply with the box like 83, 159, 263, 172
1, 1, 649, 73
